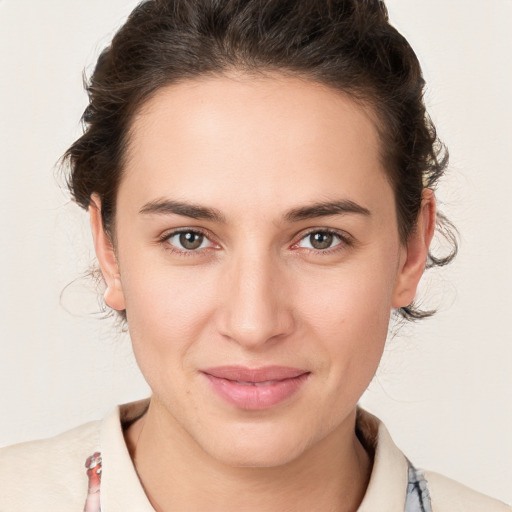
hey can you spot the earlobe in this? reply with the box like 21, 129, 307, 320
392, 189, 436, 309
102, 277, 126, 311
89, 194, 126, 311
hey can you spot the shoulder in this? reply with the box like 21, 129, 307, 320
355, 408, 510, 512
423, 470, 512, 512
0, 419, 101, 511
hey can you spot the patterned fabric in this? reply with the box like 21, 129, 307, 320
82, 452, 433, 512
405, 462, 433, 512
84, 452, 102, 512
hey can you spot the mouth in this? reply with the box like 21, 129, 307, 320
228, 379, 288, 386
201, 366, 311, 410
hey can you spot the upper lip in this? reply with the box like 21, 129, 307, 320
201, 366, 309, 383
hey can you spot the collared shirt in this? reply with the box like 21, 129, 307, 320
1, 399, 510, 511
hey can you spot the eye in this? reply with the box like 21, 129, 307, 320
296, 230, 344, 250
165, 230, 213, 251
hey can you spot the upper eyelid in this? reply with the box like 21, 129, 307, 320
160, 227, 214, 241
159, 228, 218, 253
294, 227, 352, 243
159, 227, 352, 251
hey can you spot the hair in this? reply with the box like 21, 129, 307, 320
63, 0, 457, 321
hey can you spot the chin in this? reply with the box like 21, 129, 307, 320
199, 422, 315, 469
213, 442, 306, 469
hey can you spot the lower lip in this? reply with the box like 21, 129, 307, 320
203, 373, 310, 410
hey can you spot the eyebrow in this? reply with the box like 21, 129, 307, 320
139, 199, 227, 223
283, 200, 371, 222
139, 198, 370, 223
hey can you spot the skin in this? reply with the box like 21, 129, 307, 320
90, 73, 436, 512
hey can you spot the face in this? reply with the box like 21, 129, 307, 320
91, 73, 432, 467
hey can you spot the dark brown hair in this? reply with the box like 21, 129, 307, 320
64, 0, 457, 320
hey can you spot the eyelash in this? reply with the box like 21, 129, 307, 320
158, 227, 353, 257
292, 228, 353, 255
158, 228, 216, 258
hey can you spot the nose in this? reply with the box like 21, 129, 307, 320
217, 251, 295, 350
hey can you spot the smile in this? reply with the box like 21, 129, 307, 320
201, 366, 311, 410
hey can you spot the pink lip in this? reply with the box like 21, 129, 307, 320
201, 366, 310, 410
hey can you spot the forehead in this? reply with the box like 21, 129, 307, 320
120, 73, 391, 219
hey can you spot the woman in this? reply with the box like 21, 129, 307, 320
0, 0, 509, 510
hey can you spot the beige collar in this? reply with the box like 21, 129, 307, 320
100, 399, 154, 511
356, 408, 409, 511
98, 399, 409, 511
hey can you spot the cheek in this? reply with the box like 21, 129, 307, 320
119, 260, 219, 376
294, 256, 397, 381
296, 256, 396, 334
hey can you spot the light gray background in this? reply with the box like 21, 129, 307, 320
1, 0, 511, 503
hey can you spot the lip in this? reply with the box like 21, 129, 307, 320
201, 366, 310, 410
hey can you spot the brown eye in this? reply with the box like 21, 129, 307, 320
310, 232, 334, 249
180, 232, 204, 249
297, 231, 343, 251
166, 231, 210, 251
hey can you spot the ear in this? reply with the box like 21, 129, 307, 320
392, 189, 436, 309
89, 194, 126, 311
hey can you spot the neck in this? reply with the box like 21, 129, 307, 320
125, 398, 372, 512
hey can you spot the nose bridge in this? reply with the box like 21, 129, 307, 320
219, 243, 292, 348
